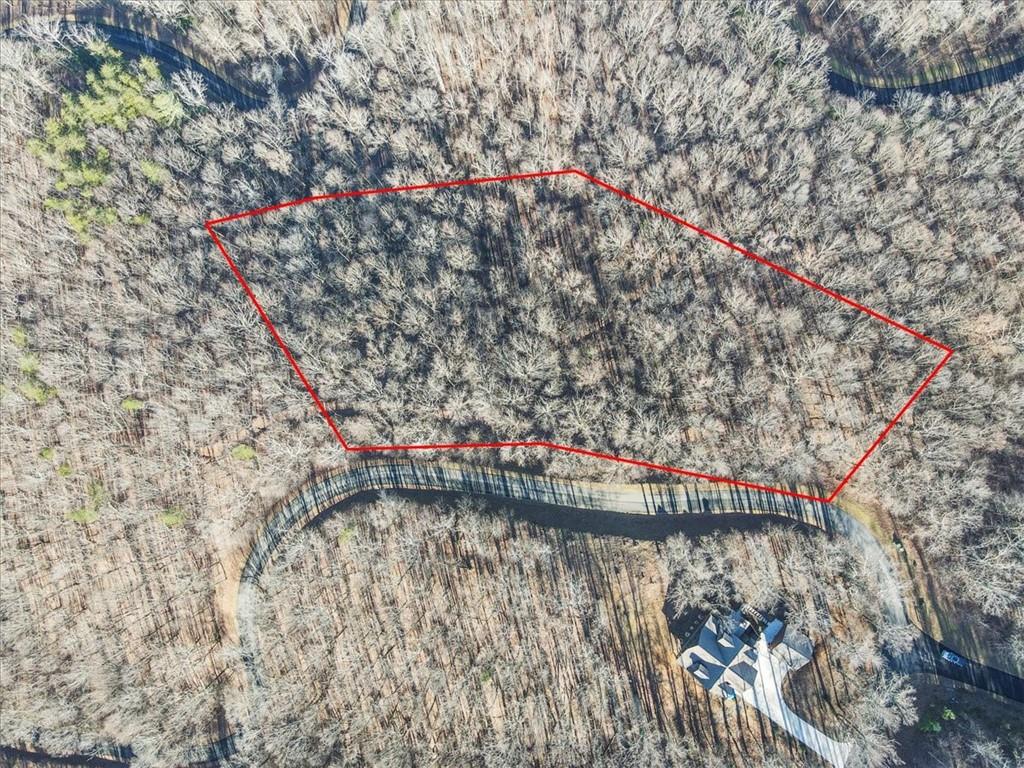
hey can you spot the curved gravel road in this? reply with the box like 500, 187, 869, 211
5, 0, 1021, 110
239, 458, 1022, 701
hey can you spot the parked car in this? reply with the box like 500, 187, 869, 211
941, 649, 968, 667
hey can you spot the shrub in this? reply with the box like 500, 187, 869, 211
11, 327, 28, 349
19, 354, 40, 375
158, 507, 186, 527
231, 444, 257, 461
138, 160, 170, 186
67, 506, 99, 524
18, 380, 55, 405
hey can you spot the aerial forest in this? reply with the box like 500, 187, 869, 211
1, 1, 1022, 767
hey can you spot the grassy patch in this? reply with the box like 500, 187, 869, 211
231, 443, 257, 461
19, 353, 40, 375
68, 480, 107, 525
67, 506, 99, 524
138, 159, 170, 186
87, 480, 107, 506
121, 397, 145, 412
57, 461, 73, 477
18, 379, 56, 405
337, 526, 356, 545
158, 507, 186, 527
12, 332, 57, 405
39, 446, 56, 461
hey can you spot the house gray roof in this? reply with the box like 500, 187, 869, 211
726, 660, 758, 690
679, 610, 750, 691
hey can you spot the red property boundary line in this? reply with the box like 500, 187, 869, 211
204, 168, 953, 504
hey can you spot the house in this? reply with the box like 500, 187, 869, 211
678, 611, 853, 768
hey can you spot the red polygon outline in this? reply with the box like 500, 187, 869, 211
205, 168, 953, 504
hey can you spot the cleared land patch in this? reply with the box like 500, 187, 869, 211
208, 170, 949, 499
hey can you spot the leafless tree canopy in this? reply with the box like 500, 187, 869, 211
1, 1, 1022, 766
